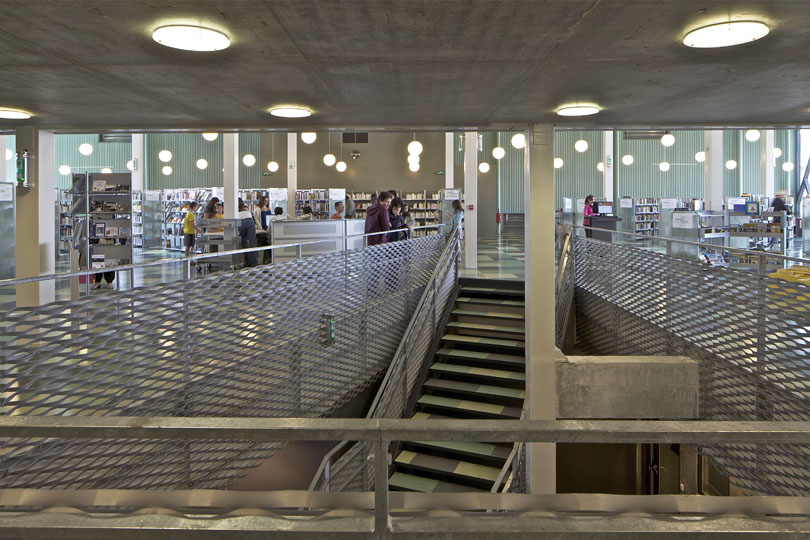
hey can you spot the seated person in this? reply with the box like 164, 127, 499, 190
298, 205, 314, 220
331, 201, 344, 220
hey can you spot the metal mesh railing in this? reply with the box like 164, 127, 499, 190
569, 233, 810, 496
310, 230, 461, 492
0, 232, 447, 489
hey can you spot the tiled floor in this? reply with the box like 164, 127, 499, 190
459, 234, 525, 281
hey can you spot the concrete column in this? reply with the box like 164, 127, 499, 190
704, 130, 724, 211
760, 130, 775, 199
602, 130, 614, 203
525, 124, 556, 494
14, 127, 55, 306
287, 133, 298, 212
445, 132, 455, 189
130, 134, 144, 191
0, 135, 6, 182
463, 131, 478, 269
223, 133, 238, 219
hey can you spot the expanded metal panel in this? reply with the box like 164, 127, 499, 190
570, 236, 810, 496
0, 234, 445, 489
555, 236, 575, 353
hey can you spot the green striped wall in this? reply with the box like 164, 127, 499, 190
498, 131, 525, 213
554, 131, 603, 209
4, 135, 14, 182
723, 129, 797, 197
54, 134, 132, 189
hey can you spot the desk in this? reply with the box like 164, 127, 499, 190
590, 216, 622, 243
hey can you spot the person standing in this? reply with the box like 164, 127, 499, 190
770, 190, 791, 224
344, 195, 356, 219
402, 203, 415, 238
388, 197, 405, 242
583, 194, 595, 238
448, 199, 464, 238
183, 201, 202, 261
237, 201, 258, 267
364, 191, 392, 245
331, 201, 345, 219
253, 196, 271, 263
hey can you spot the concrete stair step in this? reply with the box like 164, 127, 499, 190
394, 449, 502, 483
424, 377, 525, 403
416, 394, 522, 419
388, 471, 484, 493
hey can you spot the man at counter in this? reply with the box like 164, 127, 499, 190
331, 201, 344, 220
364, 191, 392, 245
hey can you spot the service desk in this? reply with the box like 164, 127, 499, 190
270, 219, 366, 262
590, 216, 622, 243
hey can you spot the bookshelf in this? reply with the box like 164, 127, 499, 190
348, 189, 443, 236
727, 210, 788, 271
132, 190, 143, 248
633, 198, 659, 239
295, 189, 329, 218
57, 189, 73, 255
162, 188, 212, 251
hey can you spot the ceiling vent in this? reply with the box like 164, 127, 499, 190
342, 132, 368, 144
622, 130, 667, 140
99, 133, 132, 143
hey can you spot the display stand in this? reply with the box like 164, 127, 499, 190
131, 190, 143, 248
142, 190, 163, 251
727, 210, 787, 271
57, 189, 74, 256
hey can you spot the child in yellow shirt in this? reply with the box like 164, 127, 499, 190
183, 202, 202, 260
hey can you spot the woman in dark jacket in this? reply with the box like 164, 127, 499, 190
388, 197, 405, 242
364, 191, 392, 245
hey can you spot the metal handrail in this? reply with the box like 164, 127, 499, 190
0, 224, 444, 287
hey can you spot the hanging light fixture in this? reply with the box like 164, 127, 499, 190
407, 154, 420, 165
782, 162, 795, 172
659, 161, 671, 172
492, 146, 505, 160
661, 132, 675, 147
335, 139, 346, 172
409, 162, 420, 172
622, 154, 634, 165
407, 133, 423, 156
574, 139, 588, 152
202, 132, 218, 141
323, 133, 336, 166
158, 149, 172, 162
725, 159, 738, 170
745, 129, 761, 142
58, 165, 71, 176
554, 157, 564, 169
510, 133, 526, 149
79, 143, 94, 156
478, 162, 490, 173
242, 154, 256, 167
126, 160, 135, 171
162, 165, 173, 175
301, 132, 317, 144
597, 162, 604, 172
266, 133, 279, 172
196, 158, 208, 170
773, 147, 783, 158
695, 151, 706, 162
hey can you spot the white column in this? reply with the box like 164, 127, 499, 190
704, 130, 724, 211
130, 134, 144, 191
287, 133, 298, 212
602, 131, 614, 203
525, 124, 556, 494
14, 127, 55, 306
223, 133, 238, 219
463, 131, 478, 269
0, 135, 6, 182
760, 130, 775, 199
445, 132, 455, 189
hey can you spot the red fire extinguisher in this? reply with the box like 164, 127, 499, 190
496, 210, 502, 224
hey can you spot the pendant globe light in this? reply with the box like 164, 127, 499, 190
492, 146, 505, 160
511, 133, 526, 149
323, 133, 336, 166
266, 133, 279, 172
408, 133, 423, 156
478, 162, 490, 173
301, 132, 317, 144
661, 132, 675, 147
335, 139, 346, 172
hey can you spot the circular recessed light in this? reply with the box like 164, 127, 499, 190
101, 167, 112, 174
196, 158, 208, 170
0, 107, 32, 120
661, 133, 675, 147
267, 160, 279, 172
492, 146, 506, 160
782, 162, 794, 172
202, 132, 218, 141
407, 140, 423, 155
79, 143, 93, 156
270, 107, 311, 118
773, 147, 782, 158
162, 165, 173, 175
511, 133, 526, 149
745, 129, 761, 142
554, 157, 564, 169
152, 25, 230, 52
597, 162, 604, 172
574, 139, 588, 152
5, 148, 12, 161
479, 162, 490, 173
695, 151, 706, 162
126, 160, 135, 171
242, 154, 256, 167
556, 104, 600, 116
336, 161, 347, 172
622, 154, 634, 166
725, 159, 738, 170
323, 153, 336, 166
407, 154, 420, 165
683, 21, 769, 48
659, 161, 671, 172
301, 132, 317, 144
58, 165, 71, 176
158, 150, 172, 162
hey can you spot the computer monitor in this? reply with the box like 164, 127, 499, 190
595, 202, 613, 215
262, 210, 275, 229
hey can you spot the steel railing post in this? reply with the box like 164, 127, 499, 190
374, 437, 390, 536
297, 244, 303, 259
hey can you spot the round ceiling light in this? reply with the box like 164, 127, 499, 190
725, 159, 738, 170
492, 146, 506, 160
659, 161, 671, 172
554, 157, 564, 169
745, 129, 761, 142
661, 133, 675, 147
79, 143, 94, 156
202, 132, 219, 141
242, 154, 256, 167
58, 165, 71, 176
158, 150, 172, 162
323, 153, 336, 166
162, 165, 173, 175
126, 160, 135, 171
622, 154, 634, 166
574, 139, 588, 152
695, 151, 706, 162
782, 162, 795, 172
267, 161, 279, 172
773, 147, 783, 158
683, 21, 769, 48
336, 161, 347, 173
196, 158, 208, 170
408, 162, 420, 172
0, 107, 32, 120
479, 162, 490, 173
510, 133, 526, 149
5, 148, 12, 161
556, 104, 600, 116
597, 161, 604, 172
270, 107, 311, 118
407, 140, 423, 155
301, 132, 317, 144
152, 25, 230, 52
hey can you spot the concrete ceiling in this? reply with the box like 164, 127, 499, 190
0, 0, 808, 131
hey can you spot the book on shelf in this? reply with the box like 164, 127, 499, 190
91, 254, 105, 269
105, 226, 118, 238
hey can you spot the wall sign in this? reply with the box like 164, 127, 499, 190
269, 188, 287, 201
619, 198, 633, 208
444, 189, 460, 200
661, 198, 677, 209
145, 190, 160, 201
563, 198, 572, 211
328, 188, 346, 200
0, 183, 12, 202
672, 212, 693, 229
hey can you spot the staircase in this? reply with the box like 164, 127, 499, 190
389, 281, 525, 493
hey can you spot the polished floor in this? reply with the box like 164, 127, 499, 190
459, 234, 526, 281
